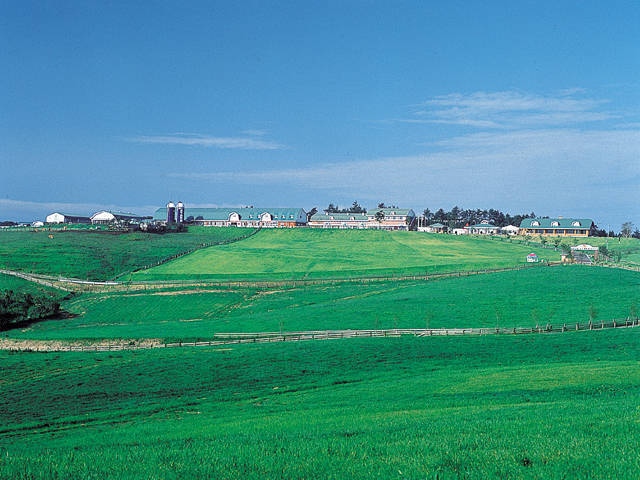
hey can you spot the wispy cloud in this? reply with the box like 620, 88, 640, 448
128, 132, 286, 150
404, 90, 615, 129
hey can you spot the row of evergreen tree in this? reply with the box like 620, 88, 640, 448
421, 207, 536, 229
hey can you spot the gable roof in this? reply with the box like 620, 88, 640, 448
519, 218, 594, 229
367, 208, 416, 217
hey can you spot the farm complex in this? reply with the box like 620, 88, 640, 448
1, 211, 639, 479
43, 200, 598, 237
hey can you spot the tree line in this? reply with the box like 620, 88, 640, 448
420, 206, 536, 229
0, 290, 61, 331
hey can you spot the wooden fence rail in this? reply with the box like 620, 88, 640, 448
2, 318, 638, 352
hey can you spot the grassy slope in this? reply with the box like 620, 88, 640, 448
8, 266, 639, 341
133, 229, 556, 281
0, 227, 256, 281
2, 330, 640, 479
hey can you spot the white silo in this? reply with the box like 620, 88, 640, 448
167, 201, 176, 223
177, 201, 185, 223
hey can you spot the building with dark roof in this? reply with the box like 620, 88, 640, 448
519, 217, 594, 237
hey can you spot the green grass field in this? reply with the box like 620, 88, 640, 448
2, 228, 640, 478
132, 229, 560, 281
7, 265, 640, 342
0, 227, 257, 281
2, 330, 640, 479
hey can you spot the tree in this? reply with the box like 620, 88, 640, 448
350, 201, 365, 213
621, 222, 634, 238
375, 210, 385, 224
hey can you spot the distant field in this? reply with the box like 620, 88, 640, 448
0, 227, 257, 281
8, 265, 639, 342
2, 330, 640, 479
133, 229, 556, 281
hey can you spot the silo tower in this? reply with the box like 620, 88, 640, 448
166, 201, 176, 224
176, 201, 185, 223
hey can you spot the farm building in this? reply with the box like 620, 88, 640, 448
570, 244, 599, 264
307, 212, 369, 229
153, 207, 308, 228
366, 208, 416, 230
45, 212, 91, 224
519, 217, 594, 237
466, 221, 500, 235
90, 211, 149, 225
419, 222, 448, 233
526, 253, 539, 263
501, 225, 520, 235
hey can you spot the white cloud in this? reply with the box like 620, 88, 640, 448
128, 133, 286, 150
409, 90, 615, 129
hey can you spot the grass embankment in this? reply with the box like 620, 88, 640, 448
0, 227, 257, 281
133, 229, 556, 281
7, 265, 639, 342
2, 329, 640, 479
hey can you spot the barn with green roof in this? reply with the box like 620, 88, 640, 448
153, 206, 307, 227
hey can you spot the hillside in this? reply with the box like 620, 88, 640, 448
132, 228, 555, 281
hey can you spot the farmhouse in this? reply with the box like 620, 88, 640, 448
519, 217, 594, 237
366, 208, 416, 230
153, 207, 307, 228
45, 212, 91, 224
307, 212, 369, 229
307, 208, 416, 230
466, 221, 500, 235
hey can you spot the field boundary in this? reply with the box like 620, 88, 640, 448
2, 318, 638, 352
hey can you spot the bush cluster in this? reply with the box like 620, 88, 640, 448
0, 290, 60, 330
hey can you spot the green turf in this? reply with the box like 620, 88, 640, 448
8, 265, 639, 341
132, 229, 560, 281
2, 329, 639, 479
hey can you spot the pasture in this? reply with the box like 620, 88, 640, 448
131, 229, 557, 281
0, 227, 257, 281
2, 330, 640, 479
6, 265, 640, 342
1, 227, 639, 478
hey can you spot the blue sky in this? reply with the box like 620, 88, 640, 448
1, 1, 638, 229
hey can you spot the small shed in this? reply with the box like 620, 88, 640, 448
526, 253, 539, 263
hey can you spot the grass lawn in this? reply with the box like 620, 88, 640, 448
1, 329, 639, 479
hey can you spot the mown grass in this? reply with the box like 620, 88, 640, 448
0, 227, 257, 281
1, 329, 640, 479
7, 265, 639, 341
132, 229, 556, 281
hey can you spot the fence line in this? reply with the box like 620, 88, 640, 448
3, 318, 638, 352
